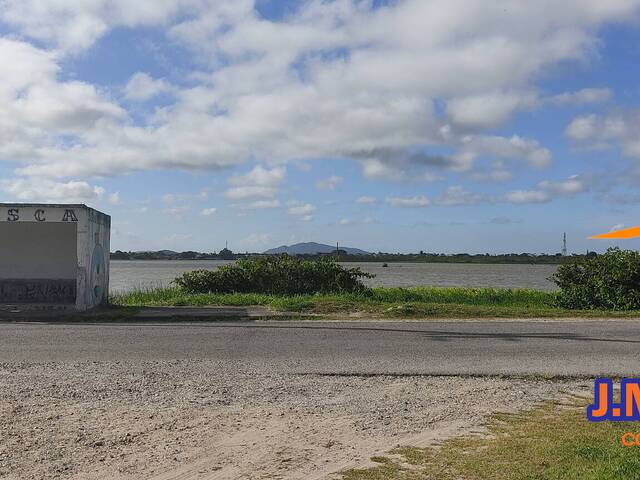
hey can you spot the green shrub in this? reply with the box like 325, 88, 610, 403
552, 247, 640, 310
172, 255, 374, 295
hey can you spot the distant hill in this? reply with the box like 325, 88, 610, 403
264, 242, 370, 255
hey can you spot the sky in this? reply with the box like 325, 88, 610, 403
1, 0, 640, 254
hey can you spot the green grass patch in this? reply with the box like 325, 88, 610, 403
110, 286, 640, 318
341, 397, 640, 480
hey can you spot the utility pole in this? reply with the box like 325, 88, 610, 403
562, 233, 567, 256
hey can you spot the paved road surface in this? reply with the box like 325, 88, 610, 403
1, 320, 640, 376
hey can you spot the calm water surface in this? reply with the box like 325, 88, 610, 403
110, 260, 558, 293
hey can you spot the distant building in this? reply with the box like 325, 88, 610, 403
218, 247, 235, 260
0, 204, 111, 312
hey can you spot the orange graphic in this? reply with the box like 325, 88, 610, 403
590, 226, 640, 240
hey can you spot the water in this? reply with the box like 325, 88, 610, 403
110, 260, 559, 293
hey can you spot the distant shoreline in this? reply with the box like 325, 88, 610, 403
110, 254, 578, 265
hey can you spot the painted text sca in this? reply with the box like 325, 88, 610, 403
2, 208, 78, 222
588, 378, 640, 422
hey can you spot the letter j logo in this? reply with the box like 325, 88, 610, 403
588, 378, 640, 422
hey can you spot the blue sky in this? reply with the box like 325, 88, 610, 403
1, 0, 640, 254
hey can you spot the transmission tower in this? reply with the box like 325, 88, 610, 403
562, 232, 567, 256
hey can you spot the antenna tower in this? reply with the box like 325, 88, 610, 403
562, 233, 567, 256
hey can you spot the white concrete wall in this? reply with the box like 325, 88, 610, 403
76, 207, 111, 310
0, 204, 110, 311
0, 223, 77, 279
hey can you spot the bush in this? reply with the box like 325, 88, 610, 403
173, 255, 374, 295
552, 248, 640, 310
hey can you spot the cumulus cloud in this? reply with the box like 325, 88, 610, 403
566, 111, 640, 162
436, 186, 491, 206
385, 196, 430, 208
0, 178, 104, 203
226, 165, 286, 201
162, 205, 190, 216
108, 192, 121, 205
547, 87, 612, 106
457, 135, 552, 169
505, 190, 551, 204
162, 191, 208, 204
200, 207, 217, 216
316, 175, 343, 191
0, 0, 208, 53
0, 0, 638, 195
505, 174, 589, 204
236, 199, 282, 210
287, 200, 315, 221
538, 174, 589, 196
0, 0, 638, 184
356, 196, 377, 204
446, 91, 537, 130
124, 73, 174, 101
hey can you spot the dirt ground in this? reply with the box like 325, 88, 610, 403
0, 361, 589, 479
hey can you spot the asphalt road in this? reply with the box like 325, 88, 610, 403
2, 320, 640, 376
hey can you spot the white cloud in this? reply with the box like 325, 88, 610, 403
566, 111, 640, 162
565, 114, 601, 141
505, 190, 551, 204
162, 191, 208, 204
386, 196, 430, 208
339, 218, 354, 226
548, 87, 611, 106
0, 0, 208, 53
316, 175, 343, 191
538, 174, 589, 196
108, 192, 121, 205
0, 1, 639, 188
505, 174, 589, 204
236, 199, 282, 210
200, 207, 217, 216
163, 205, 190, 216
356, 196, 377, 204
458, 135, 552, 169
287, 201, 315, 221
226, 165, 286, 201
124, 73, 173, 101
436, 186, 490, 206
446, 91, 537, 130
0, 178, 104, 203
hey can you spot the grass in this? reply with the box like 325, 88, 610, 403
341, 396, 640, 480
110, 286, 640, 318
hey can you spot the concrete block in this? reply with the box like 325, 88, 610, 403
0, 204, 110, 311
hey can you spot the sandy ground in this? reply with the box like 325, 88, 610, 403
0, 361, 589, 480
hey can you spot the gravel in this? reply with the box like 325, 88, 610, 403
0, 361, 589, 479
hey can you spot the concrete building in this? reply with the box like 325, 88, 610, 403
0, 204, 110, 312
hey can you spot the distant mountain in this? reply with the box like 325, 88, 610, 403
263, 242, 370, 255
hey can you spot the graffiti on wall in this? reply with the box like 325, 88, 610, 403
90, 244, 106, 303
0, 280, 77, 304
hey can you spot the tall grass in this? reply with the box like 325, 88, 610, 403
109, 285, 575, 318
368, 287, 554, 306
